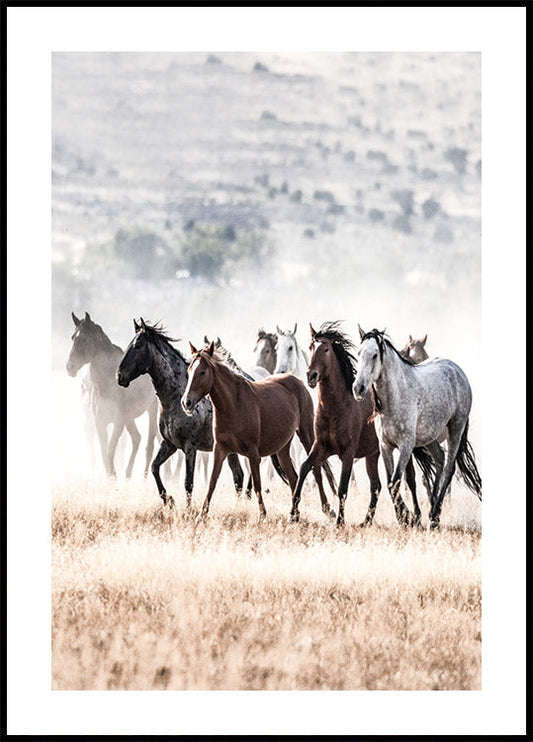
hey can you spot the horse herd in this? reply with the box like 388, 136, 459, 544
66, 312, 481, 530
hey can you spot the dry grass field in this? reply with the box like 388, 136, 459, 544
52, 466, 481, 691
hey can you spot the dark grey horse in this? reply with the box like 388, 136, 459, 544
354, 328, 481, 529
66, 312, 159, 477
117, 319, 244, 508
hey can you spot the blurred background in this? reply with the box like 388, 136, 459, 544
52, 52, 481, 477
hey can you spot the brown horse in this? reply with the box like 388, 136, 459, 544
289, 322, 383, 527
181, 341, 336, 522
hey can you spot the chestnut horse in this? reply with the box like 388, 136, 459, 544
289, 322, 382, 527
181, 341, 336, 522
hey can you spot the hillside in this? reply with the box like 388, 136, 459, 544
52, 52, 481, 387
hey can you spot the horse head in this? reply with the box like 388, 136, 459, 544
181, 341, 216, 415
274, 324, 300, 374
400, 334, 429, 364
354, 328, 386, 400
117, 317, 152, 387
66, 311, 97, 376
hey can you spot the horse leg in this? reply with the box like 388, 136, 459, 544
227, 453, 244, 496
404, 456, 422, 526
296, 423, 336, 520
382, 440, 414, 526
124, 420, 141, 479
143, 400, 159, 477
243, 457, 252, 499
429, 419, 466, 529
183, 447, 197, 510
199, 444, 228, 521
248, 454, 267, 521
290, 446, 320, 522
424, 439, 445, 507
151, 439, 177, 506
107, 421, 125, 478
336, 455, 355, 528
360, 451, 382, 527
95, 417, 111, 476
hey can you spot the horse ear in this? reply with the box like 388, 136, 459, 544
189, 341, 198, 355
134, 319, 141, 332
276, 325, 282, 335
216, 337, 221, 347
309, 323, 316, 338
139, 317, 147, 332
208, 340, 215, 356
85, 311, 91, 322
203, 335, 209, 345
409, 334, 413, 343
358, 324, 365, 340
421, 334, 427, 346
293, 322, 297, 335
72, 312, 80, 327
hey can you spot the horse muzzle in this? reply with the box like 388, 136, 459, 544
181, 394, 196, 416
353, 382, 365, 401
116, 370, 130, 388
66, 362, 78, 378
307, 370, 319, 388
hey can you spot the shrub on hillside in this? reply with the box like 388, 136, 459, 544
175, 223, 272, 283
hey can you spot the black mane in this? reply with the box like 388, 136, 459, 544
360, 328, 416, 366
314, 321, 357, 390
140, 321, 189, 364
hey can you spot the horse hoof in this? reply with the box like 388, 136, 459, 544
336, 519, 345, 528
195, 513, 207, 526
289, 512, 300, 524
359, 518, 372, 528
167, 496, 175, 509
430, 520, 440, 531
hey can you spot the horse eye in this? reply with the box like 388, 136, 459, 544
372, 352, 378, 360
288, 345, 293, 351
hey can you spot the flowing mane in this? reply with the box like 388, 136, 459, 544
141, 321, 189, 365
314, 321, 358, 390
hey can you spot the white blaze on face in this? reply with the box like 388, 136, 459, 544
183, 358, 201, 402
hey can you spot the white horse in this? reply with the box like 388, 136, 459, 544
273, 324, 315, 473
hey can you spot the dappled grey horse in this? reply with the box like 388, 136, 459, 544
117, 319, 244, 508
66, 312, 159, 477
354, 328, 481, 529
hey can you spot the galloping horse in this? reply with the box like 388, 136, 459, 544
66, 312, 159, 477
289, 322, 382, 527
181, 341, 336, 522
253, 328, 278, 374
203, 334, 284, 496
354, 328, 481, 528
117, 320, 244, 508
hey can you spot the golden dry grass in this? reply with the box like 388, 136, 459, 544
52, 469, 481, 691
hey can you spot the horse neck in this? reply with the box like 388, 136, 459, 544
317, 355, 352, 410
374, 346, 411, 412
146, 341, 188, 408
88, 344, 122, 391
208, 362, 248, 417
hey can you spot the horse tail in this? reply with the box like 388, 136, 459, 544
456, 420, 482, 500
412, 446, 438, 493
270, 454, 289, 485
